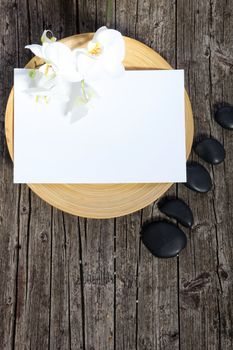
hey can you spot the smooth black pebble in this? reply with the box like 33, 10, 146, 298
194, 138, 225, 165
185, 163, 212, 193
215, 106, 233, 129
141, 221, 187, 258
158, 198, 194, 228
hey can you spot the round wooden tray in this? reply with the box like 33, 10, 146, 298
5, 34, 194, 219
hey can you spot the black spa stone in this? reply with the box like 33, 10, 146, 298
185, 163, 212, 193
215, 106, 233, 129
141, 221, 187, 258
194, 138, 225, 165
158, 198, 194, 228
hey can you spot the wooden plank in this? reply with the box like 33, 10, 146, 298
177, 0, 233, 349
10, 1, 80, 350
115, 1, 179, 350
80, 219, 115, 350
115, 0, 138, 37
49, 210, 72, 350
177, 1, 220, 348
76, 4, 115, 349
48, 210, 83, 350
26, 0, 77, 40
11, 1, 51, 349
208, 1, 233, 348
34, 2, 83, 350
0, 142, 19, 350
67, 215, 85, 349
115, 211, 141, 349
0, 1, 23, 349
14, 191, 52, 349
78, 0, 97, 33
137, 202, 180, 350
137, 0, 179, 348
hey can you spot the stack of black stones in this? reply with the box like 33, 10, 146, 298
141, 106, 233, 258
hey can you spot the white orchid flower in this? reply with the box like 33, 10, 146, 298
73, 26, 125, 82
25, 68, 71, 103
25, 30, 82, 83
23, 28, 125, 121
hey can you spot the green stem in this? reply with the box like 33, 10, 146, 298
106, 0, 113, 27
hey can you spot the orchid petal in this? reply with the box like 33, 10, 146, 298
92, 26, 107, 42
72, 48, 87, 55
42, 42, 82, 82
104, 62, 125, 77
25, 44, 43, 58
59, 68, 82, 82
43, 42, 73, 68
74, 51, 96, 78
41, 30, 57, 44
100, 33, 125, 61
94, 27, 124, 53
108, 38, 125, 61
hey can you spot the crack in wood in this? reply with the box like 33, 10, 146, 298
25, 190, 31, 301
113, 218, 116, 350
48, 206, 53, 350
62, 212, 72, 350
78, 217, 86, 350
12, 185, 21, 350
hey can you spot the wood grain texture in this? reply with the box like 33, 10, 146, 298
176, 0, 233, 349
135, 3, 180, 350
0, 0, 233, 349
5, 35, 194, 219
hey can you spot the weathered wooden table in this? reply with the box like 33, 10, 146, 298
0, 1, 232, 349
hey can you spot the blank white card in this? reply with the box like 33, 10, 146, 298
14, 69, 186, 183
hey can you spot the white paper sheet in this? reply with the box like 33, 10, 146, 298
14, 69, 186, 183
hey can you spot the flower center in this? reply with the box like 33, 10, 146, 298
88, 42, 102, 56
